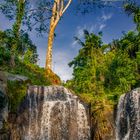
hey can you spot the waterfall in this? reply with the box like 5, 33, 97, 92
116, 88, 140, 140
11, 86, 91, 140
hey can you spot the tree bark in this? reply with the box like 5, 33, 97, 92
45, 26, 55, 70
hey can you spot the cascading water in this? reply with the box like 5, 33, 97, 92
116, 88, 140, 140
10, 86, 91, 140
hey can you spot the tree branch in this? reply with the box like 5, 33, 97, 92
62, 0, 72, 15
60, 0, 64, 15
31, 17, 51, 28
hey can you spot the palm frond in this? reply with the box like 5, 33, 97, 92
74, 36, 85, 47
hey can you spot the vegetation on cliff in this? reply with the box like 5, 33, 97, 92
65, 2, 140, 139
0, 29, 60, 112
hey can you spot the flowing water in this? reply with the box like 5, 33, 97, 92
11, 86, 91, 140
116, 88, 140, 140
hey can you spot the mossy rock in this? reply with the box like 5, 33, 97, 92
7, 80, 27, 113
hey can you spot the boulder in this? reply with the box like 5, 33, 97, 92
7, 73, 29, 83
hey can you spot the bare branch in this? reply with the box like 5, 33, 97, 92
60, 0, 64, 15
62, 0, 72, 15
31, 17, 51, 28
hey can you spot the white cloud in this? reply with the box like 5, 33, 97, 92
71, 12, 113, 48
77, 26, 84, 39
76, 25, 97, 39
72, 40, 78, 47
98, 12, 113, 31
71, 26, 84, 47
53, 50, 73, 81
37, 43, 74, 81
99, 24, 106, 31
72, 24, 97, 47
101, 13, 113, 21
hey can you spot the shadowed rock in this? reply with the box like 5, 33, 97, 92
116, 88, 140, 140
0, 71, 9, 140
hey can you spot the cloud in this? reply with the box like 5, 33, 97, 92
101, 13, 113, 21
76, 26, 85, 39
76, 25, 97, 39
98, 12, 113, 31
53, 50, 73, 81
99, 24, 106, 31
37, 38, 74, 81
71, 26, 84, 47
72, 24, 97, 47
72, 40, 78, 47
73, 13, 113, 42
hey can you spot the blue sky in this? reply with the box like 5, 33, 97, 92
0, 0, 139, 81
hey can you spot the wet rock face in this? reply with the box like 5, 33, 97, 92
116, 88, 140, 140
0, 71, 8, 129
0, 90, 8, 129
0, 72, 9, 140
11, 86, 91, 140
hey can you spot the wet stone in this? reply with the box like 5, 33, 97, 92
116, 88, 140, 140
10, 85, 91, 140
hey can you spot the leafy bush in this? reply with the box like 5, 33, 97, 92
0, 47, 10, 65
7, 81, 27, 112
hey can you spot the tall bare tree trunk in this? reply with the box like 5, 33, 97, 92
45, 29, 54, 70
45, 0, 72, 74
45, 20, 55, 71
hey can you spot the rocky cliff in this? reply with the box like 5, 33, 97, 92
116, 88, 140, 140
10, 86, 91, 140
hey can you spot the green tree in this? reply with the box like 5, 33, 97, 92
67, 31, 114, 140
0, 0, 26, 66
0, 0, 51, 66
69, 30, 104, 94
124, 2, 140, 32
0, 29, 38, 66
105, 50, 138, 99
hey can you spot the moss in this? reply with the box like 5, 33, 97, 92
7, 81, 27, 113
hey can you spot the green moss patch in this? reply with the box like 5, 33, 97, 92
7, 81, 27, 113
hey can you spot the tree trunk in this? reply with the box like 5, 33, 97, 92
45, 26, 55, 71
45, 0, 57, 74
45, 0, 72, 74
10, 55, 16, 68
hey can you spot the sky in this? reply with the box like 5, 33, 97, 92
0, 0, 139, 81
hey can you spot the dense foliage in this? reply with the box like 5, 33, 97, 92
66, 3, 140, 139
0, 29, 60, 113
67, 30, 140, 102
